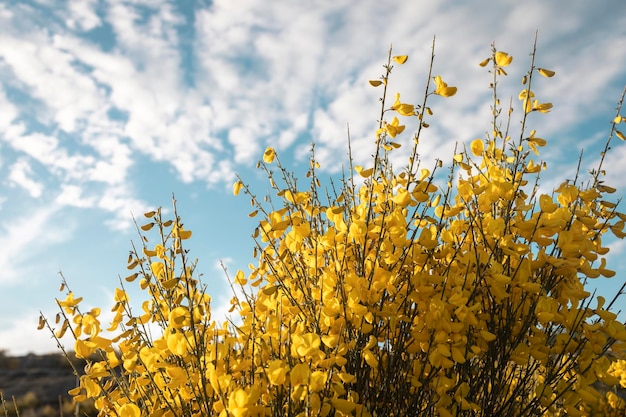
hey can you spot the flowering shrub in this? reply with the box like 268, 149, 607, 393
42, 41, 626, 416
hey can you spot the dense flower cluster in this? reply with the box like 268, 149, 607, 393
43, 42, 626, 416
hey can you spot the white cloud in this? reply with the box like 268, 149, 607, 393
0, 0, 624, 230
0, 310, 63, 355
97, 184, 151, 231
229, 127, 259, 164
55, 184, 96, 208
8, 158, 43, 197
66, 0, 101, 32
0, 3, 12, 21
0, 33, 104, 133
0, 85, 18, 131
4, 131, 96, 182
0, 205, 65, 284
85, 136, 133, 184
52, 8, 227, 186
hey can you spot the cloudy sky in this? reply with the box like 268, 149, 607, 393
0, 0, 625, 355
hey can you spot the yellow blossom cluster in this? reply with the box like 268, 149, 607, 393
41, 43, 626, 417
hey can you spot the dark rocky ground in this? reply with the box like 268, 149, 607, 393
0, 351, 89, 417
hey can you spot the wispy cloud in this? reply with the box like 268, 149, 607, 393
8, 158, 43, 197
3, 1, 624, 223
0, 310, 63, 355
0, 205, 64, 284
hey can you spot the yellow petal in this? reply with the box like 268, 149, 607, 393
267, 359, 287, 385
598, 184, 616, 193
393, 55, 408, 64
616, 130, 626, 141
75, 339, 94, 359
393, 188, 412, 206
179, 229, 192, 239
433, 75, 445, 89
480, 330, 497, 342
117, 404, 140, 417
479, 58, 490, 67
55, 320, 69, 338
140, 222, 154, 231
437, 86, 457, 97
234, 269, 247, 285
433, 76, 457, 97
385, 117, 406, 138
331, 399, 356, 414
355, 166, 374, 178
363, 349, 379, 368
495, 51, 512, 67
395, 103, 415, 116
528, 137, 547, 146
169, 306, 190, 328
391, 93, 415, 115
263, 147, 276, 163
369, 80, 383, 87
451, 347, 466, 364
538, 68, 555, 77
533, 102, 553, 113
290, 363, 310, 386
364, 335, 377, 350
470, 139, 484, 156
233, 180, 243, 196
166, 331, 188, 356
518, 89, 535, 100
322, 334, 339, 348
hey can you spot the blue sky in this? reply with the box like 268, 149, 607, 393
1, 0, 625, 355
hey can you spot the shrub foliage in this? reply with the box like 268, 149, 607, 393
42, 41, 626, 417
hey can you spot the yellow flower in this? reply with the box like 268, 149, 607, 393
117, 403, 140, 417
433, 75, 457, 97
385, 116, 405, 138
309, 371, 328, 392
470, 139, 484, 156
169, 306, 190, 328
532, 100, 553, 113
495, 51, 513, 67
537, 68, 555, 77
290, 363, 310, 386
363, 349, 379, 368
233, 180, 244, 196
267, 359, 287, 385
57, 292, 83, 311
293, 333, 321, 357
172, 222, 192, 239
74, 339, 96, 359
263, 147, 275, 163
228, 389, 249, 417
392, 55, 408, 64
166, 331, 189, 356
391, 93, 416, 116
